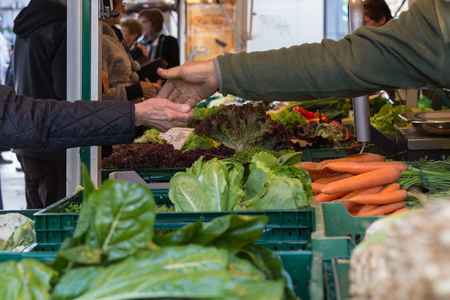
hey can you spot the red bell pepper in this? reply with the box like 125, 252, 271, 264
293, 106, 315, 119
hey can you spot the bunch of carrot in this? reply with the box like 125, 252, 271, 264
297, 153, 411, 216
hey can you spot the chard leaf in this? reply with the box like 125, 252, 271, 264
72, 245, 236, 300
81, 164, 95, 201
234, 245, 296, 300
0, 259, 57, 300
89, 180, 156, 262
154, 214, 267, 249
169, 172, 209, 211
52, 266, 103, 300
57, 245, 103, 265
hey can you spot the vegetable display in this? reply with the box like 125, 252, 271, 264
0, 213, 35, 251
169, 152, 313, 212
370, 103, 413, 133
102, 143, 235, 169
298, 153, 414, 216
194, 104, 292, 152
0, 167, 296, 300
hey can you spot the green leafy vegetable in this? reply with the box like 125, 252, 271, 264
0, 259, 57, 300
270, 110, 307, 129
194, 104, 291, 152
133, 129, 166, 144
169, 157, 244, 212
232, 147, 297, 163
370, 103, 413, 133
3, 220, 35, 251
154, 214, 268, 249
180, 132, 219, 152
169, 152, 313, 212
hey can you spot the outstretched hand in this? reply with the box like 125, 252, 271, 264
134, 98, 193, 132
157, 60, 219, 107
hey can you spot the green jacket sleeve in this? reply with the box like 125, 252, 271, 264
217, 0, 450, 101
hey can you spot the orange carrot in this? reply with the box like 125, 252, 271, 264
348, 204, 365, 212
390, 207, 411, 215
348, 189, 408, 205
359, 201, 407, 216
296, 162, 318, 171
340, 201, 364, 212
314, 173, 354, 184
296, 162, 339, 181
311, 183, 325, 195
350, 211, 359, 216
325, 161, 408, 174
321, 168, 401, 195
341, 186, 384, 199
314, 191, 349, 203
380, 183, 400, 193
315, 153, 386, 171
356, 204, 379, 216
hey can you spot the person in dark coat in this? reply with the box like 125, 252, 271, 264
13, 0, 69, 209
0, 84, 192, 152
138, 8, 180, 69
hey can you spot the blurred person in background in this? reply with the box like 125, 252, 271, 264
102, 0, 158, 102
138, 8, 179, 69
364, 0, 393, 27
102, 0, 160, 158
12, 0, 69, 208
121, 18, 149, 65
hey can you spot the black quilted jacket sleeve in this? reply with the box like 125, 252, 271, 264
0, 85, 135, 151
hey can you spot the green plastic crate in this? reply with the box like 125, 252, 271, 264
0, 241, 56, 263
278, 251, 324, 300
0, 246, 324, 300
300, 148, 351, 162
34, 190, 313, 249
331, 257, 351, 300
101, 167, 186, 183
300, 145, 383, 163
311, 202, 381, 261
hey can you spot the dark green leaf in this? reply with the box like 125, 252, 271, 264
89, 180, 156, 261
81, 164, 95, 201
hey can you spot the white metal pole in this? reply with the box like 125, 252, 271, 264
91, 0, 101, 187
66, 1, 82, 194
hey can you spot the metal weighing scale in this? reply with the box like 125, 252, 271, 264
370, 111, 450, 161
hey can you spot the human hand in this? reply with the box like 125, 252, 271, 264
139, 78, 161, 99
102, 71, 109, 93
134, 98, 193, 132
137, 43, 148, 56
157, 60, 219, 107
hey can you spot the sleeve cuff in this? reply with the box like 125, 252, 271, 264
213, 57, 223, 92
125, 83, 143, 101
